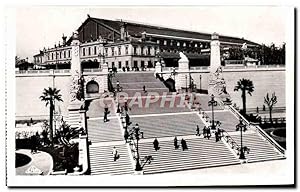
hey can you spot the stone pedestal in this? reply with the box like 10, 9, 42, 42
155, 61, 162, 75
208, 33, 231, 104
68, 31, 86, 128
177, 52, 190, 91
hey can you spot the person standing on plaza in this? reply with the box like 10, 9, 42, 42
196, 125, 200, 136
174, 136, 178, 149
143, 85, 147, 93
153, 138, 160, 151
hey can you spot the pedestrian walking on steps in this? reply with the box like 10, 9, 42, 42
103, 104, 110, 122
153, 138, 160, 151
124, 129, 129, 143
116, 104, 120, 113
124, 101, 129, 112
181, 139, 188, 151
196, 125, 200, 136
215, 131, 219, 142
125, 113, 131, 125
203, 126, 207, 138
112, 146, 119, 161
174, 136, 179, 149
207, 128, 211, 139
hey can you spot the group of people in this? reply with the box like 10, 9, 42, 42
202, 126, 212, 139
152, 137, 188, 151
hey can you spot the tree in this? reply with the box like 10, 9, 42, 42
40, 87, 63, 147
234, 79, 254, 115
264, 92, 277, 124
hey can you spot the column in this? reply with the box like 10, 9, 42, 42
210, 32, 221, 73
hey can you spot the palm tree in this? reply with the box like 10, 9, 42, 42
40, 87, 63, 147
264, 92, 277, 124
234, 79, 254, 115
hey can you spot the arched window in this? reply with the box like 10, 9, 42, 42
86, 80, 99, 94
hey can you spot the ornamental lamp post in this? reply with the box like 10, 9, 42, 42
208, 94, 218, 130
185, 74, 188, 92
199, 74, 202, 91
130, 123, 143, 171
236, 119, 247, 160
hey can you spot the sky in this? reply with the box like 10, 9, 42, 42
15, 6, 289, 61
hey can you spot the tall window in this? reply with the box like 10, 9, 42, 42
83, 48, 86, 56
64, 51, 66, 58
88, 47, 91, 55
164, 40, 167, 45
60, 51, 62, 59
125, 46, 129, 55
68, 50, 70, 58
111, 47, 114, 56
177, 42, 180, 46
183, 42, 186, 47
105, 48, 108, 56
157, 40, 160, 44
51, 53, 53, 60
118, 61, 122, 68
133, 46, 137, 55
94, 46, 97, 55
126, 61, 129, 67
147, 47, 151, 55
141, 47, 144, 55
118, 46, 121, 55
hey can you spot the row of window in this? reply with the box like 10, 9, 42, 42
157, 39, 209, 48
110, 60, 153, 68
105, 46, 129, 57
48, 50, 71, 61
82, 46, 97, 56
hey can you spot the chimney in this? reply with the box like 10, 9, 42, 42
120, 22, 127, 40
62, 34, 67, 45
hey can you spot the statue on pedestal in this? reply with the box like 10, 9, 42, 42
209, 66, 231, 104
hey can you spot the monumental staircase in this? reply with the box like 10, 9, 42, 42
112, 72, 169, 97
230, 133, 285, 163
89, 144, 134, 175
138, 137, 240, 174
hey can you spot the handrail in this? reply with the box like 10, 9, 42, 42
254, 124, 285, 155
228, 105, 285, 155
228, 105, 250, 126
222, 129, 240, 154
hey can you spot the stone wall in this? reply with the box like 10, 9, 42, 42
15, 71, 108, 120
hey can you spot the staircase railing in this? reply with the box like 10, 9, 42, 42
228, 105, 285, 156
221, 129, 240, 155
253, 125, 285, 155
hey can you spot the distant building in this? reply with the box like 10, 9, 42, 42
33, 16, 260, 70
